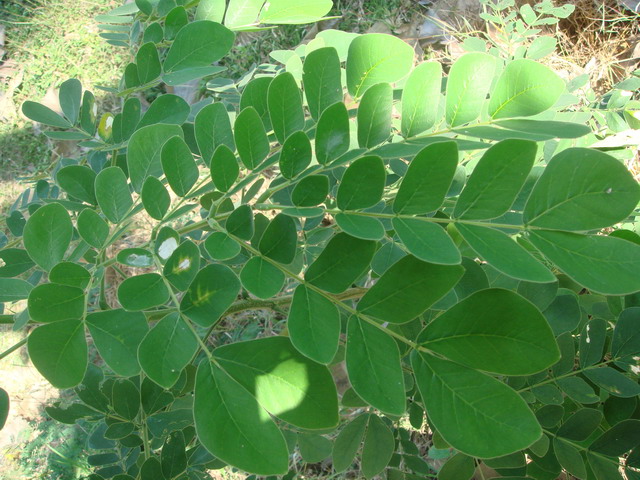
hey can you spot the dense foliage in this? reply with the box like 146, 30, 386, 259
2, 0, 640, 479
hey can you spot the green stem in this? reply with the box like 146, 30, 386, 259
518, 359, 615, 393
0, 337, 27, 361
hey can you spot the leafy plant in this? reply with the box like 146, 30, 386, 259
2, 0, 640, 479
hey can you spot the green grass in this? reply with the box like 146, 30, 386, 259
0, 0, 128, 178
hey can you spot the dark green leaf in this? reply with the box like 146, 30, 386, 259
136, 42, 161, 84
194, 361, 289, 475
138, 312, 197, 388
235, 107, 270, 169
303, 47, 342, 120
162, 430, 187, 478
204, 232, 241, 261
226, 204, 254, 240
28, 283, 85, 323
454, 139, 536, 219
0, 249, 34, 278
523, 148, 640, 231
529, 230, 640, 295
195, 102, 235, 164
138, 94, 190, 129
28, 319, 87, 389
393, 218, 461, 265
554, 438, 587, 479
589, 420, 640, 456
579, 318, 606, 367
163, 239, 201, 291
268, 72, 304, 143
315, 101, 350, 165
412, 352, 541, 458
117, 273, 170, 311
240, 77, 272, 130
337, 156, 385, 210
557, 408, 603, 441
361, 414, 394, 479
240, 256, 285, 299
23, 203, 73, 271
163, 20, 234, 72
613, 307, 640, 361
357, 255, 463, 324
57, 165, 97, 205
112, 379, 139, 421
438, 453, 475, 480
357, 82, 392, 148
49, 262, 90, 289
258, 213, 297, 264
180, 264, 240, 327
457, 224, 555, 283
288, 284, 340, 364
210, 145, 239, 193
95, 166, 133, 224
279, 131, 312, 179
332, 414, 367, 473
305, 233, 376, 293
59, 78, 82, 125
346, 317, 405, 415
393, 141, 458, 215
584, 367, 640, 398
141, 176, 170, 220
161, 136, 199, 197
214, 336, 339, 429
291, 175, 329, 207
298, 433, 332, 463
420, 288, 559, 375
0, 278, 33, 302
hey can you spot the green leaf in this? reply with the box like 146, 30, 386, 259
454, 139, 536, 219
268, 72, 304, 143
0, 249, 34, 278
556, 376, 599, 404
240, 77, 272, 130
361, 414, 395, 479
412, 352, 542, 458
0, 388, 8, 430
346, 317, 405, 415
0, 278, 33, 302
315, 101, 350, 165
457, 224, 555, 283
346, 33, 414, 98
224, 0, 264, 29
279, 131, 312, 179
333, 414, 368, 472
162, 65, 226, 86
357, 255, 463, 323
393, 218, 461, 265
59, 78, 82, 125
162, 430, 187, 478
195, 0, 225, 22
86, 309, 148, 377
291, 175, 329, 207
445, 53, 496, 127
298, 433, 332, 463
438, 453, 475, 480
419, 288, 559, 375
163, 239, 201, 291
240, 256, 285, 299
180, 264, 240, 327
141, 176, 170, 220
258, 213, 297, 264
528, 230, 640, 295
204, 232, 241, 261
194, 360, 289, 475
287, 285, 340, 364
28, 319, 87, 389
195, 102, 235, 164
589, 419, 640, 456
226, 204, 254, 240
579, 318, 607, 367
357, 82, 392, 148
210, 145, 239, 192
117, 273, 170, 311
258, 0, 333, 24
401, 61, 442, 137
127, 124, 184, 192
163, 20, 234, 72
112, 379, 139, 420
138, 312, 197, 388
494, 119, 591, 139
337, 156, 386, 210
95, 166, 133, 224
393, 141, 458, 214
79, 90, 96, 134
305, 233, 376, 294
136, 42, 161, 84
214, 336, 339, 429
557, 408, 603, 441
164, 6, 188, 40
22, 101, 72, 128
138, 94, 190, 129
56, 165, 97, 205
303, 47, 342, 121
77, 209, 109, 249
23, 203, 73, 271
161, 136, 199, 197
28, 283, 85, 323
612, 307, 640, 360
584, 367, 640, 398
235, 107, 270, 169
335, 213, 385, 241
489, 59, 565, 119
523, 148, 640, 231
554, 438, 587, 480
